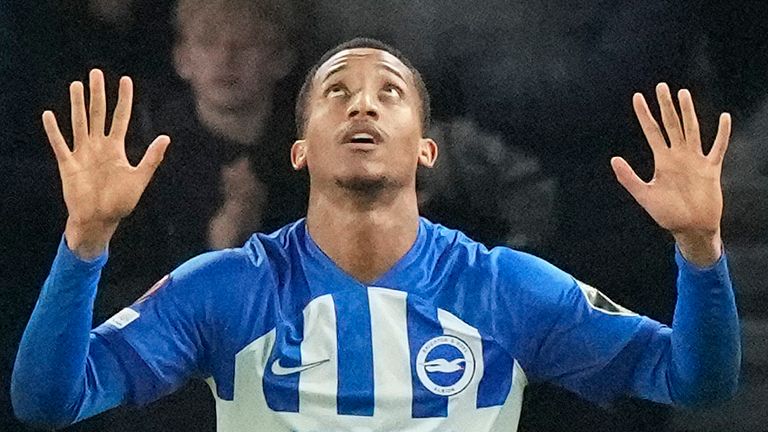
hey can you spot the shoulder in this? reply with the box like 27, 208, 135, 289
168, 220, 304, 294
120, 222, 304, 338
426, 220, 577, 310
489, 247, 574, 292
487, 246, 579, 316
424, 219, 572, 288
420, 218, 500, 262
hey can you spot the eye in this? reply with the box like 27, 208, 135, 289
382, 83, 403, 98
324, 84, 348, 98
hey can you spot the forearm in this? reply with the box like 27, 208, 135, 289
667, 247, 741, 406
11, 236, 124, 427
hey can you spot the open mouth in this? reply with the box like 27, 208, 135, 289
215, 76, 239, 87
349, 133, 376, 144
341, 125, 384, 146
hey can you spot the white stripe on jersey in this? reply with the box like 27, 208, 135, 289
437, 308, 484, 423
207, 287, 527, 431
208, 328, 288, 432
369, 287, 413, 422
299, 294, 339, 418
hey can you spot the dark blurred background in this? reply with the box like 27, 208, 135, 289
2, 1, 767, 431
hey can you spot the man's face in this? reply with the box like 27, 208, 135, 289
293, 48, 436, 193
174, 10, 294, 111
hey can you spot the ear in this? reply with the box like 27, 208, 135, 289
291, 139, 308, 170
173, 42, 192, 81
417, 138, 438, 168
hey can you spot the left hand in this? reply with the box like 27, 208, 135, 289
611, 83, 732, 267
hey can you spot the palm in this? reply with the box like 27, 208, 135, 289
44, 70, 170, 226
612, 84, 731, 237
60, 153, 145, 223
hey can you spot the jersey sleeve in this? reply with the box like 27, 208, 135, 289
91, 248, 250, 406
12, 237, 135, 428
495, 247, 739, 407
13, 232, 271, 429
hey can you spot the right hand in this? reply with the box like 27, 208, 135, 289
207, 156, 267, 249
44, 69, 170, 258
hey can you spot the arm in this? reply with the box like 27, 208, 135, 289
511, 248, 738, 408
650, 247, 739, 406
11, 238, 151, 427
11, 69, 170, 428
518, 84, 739, 407
609, 83, 740, 404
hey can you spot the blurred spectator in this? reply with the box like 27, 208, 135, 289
107, 0, 308, 307
69, 0, 173, 80
7, 1, 174, 152
69, 1, 308, 431
722, 98, 768, 313
419, 118, 557, 252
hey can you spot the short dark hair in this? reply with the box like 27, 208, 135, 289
295, 37, 431, 138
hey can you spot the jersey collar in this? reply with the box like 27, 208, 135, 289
297, 218, 428, 297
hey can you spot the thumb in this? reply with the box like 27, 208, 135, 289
610, 156, 648, 203
137, 135, 171, 183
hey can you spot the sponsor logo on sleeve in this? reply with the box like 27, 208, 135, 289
105, 307, 140, 329
135, 274, 171, 304
575, 280, 637, 316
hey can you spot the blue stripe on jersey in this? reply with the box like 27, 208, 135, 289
334, 291, 375, 416
263, 318, 304, 412
476, 339, 513, 408
407, 296, 448, 418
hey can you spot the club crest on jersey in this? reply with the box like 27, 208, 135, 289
416, 335, 475, 396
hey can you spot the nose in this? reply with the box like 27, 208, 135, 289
347, 90, 379, 121
219, 43, 243, 66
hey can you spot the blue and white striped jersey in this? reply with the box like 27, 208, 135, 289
92, 218, 679, 431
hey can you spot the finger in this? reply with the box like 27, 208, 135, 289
88, 69, 107, 137
678, 89, 702, 152
632, 92, 667, 155
709, 113, 732, 164
610, 156, 649, 204
136, 135, 171, 183
42, 111, 71, 162
656, 83, 686, 147
69, 81, 88, 148
109, 76, 133, 139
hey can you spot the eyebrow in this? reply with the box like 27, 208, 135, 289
320, 61, 408, 86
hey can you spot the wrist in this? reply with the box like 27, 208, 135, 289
673, 229, 723, 268
64, 218, 118, 260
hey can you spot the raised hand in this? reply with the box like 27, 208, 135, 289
44, 69, 170, 258
611, 83, 731, 267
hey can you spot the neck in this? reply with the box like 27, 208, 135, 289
306, 183, 420, 284
195, 96, 272, 145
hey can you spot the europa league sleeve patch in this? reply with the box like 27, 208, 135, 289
135, 274, 172, 304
